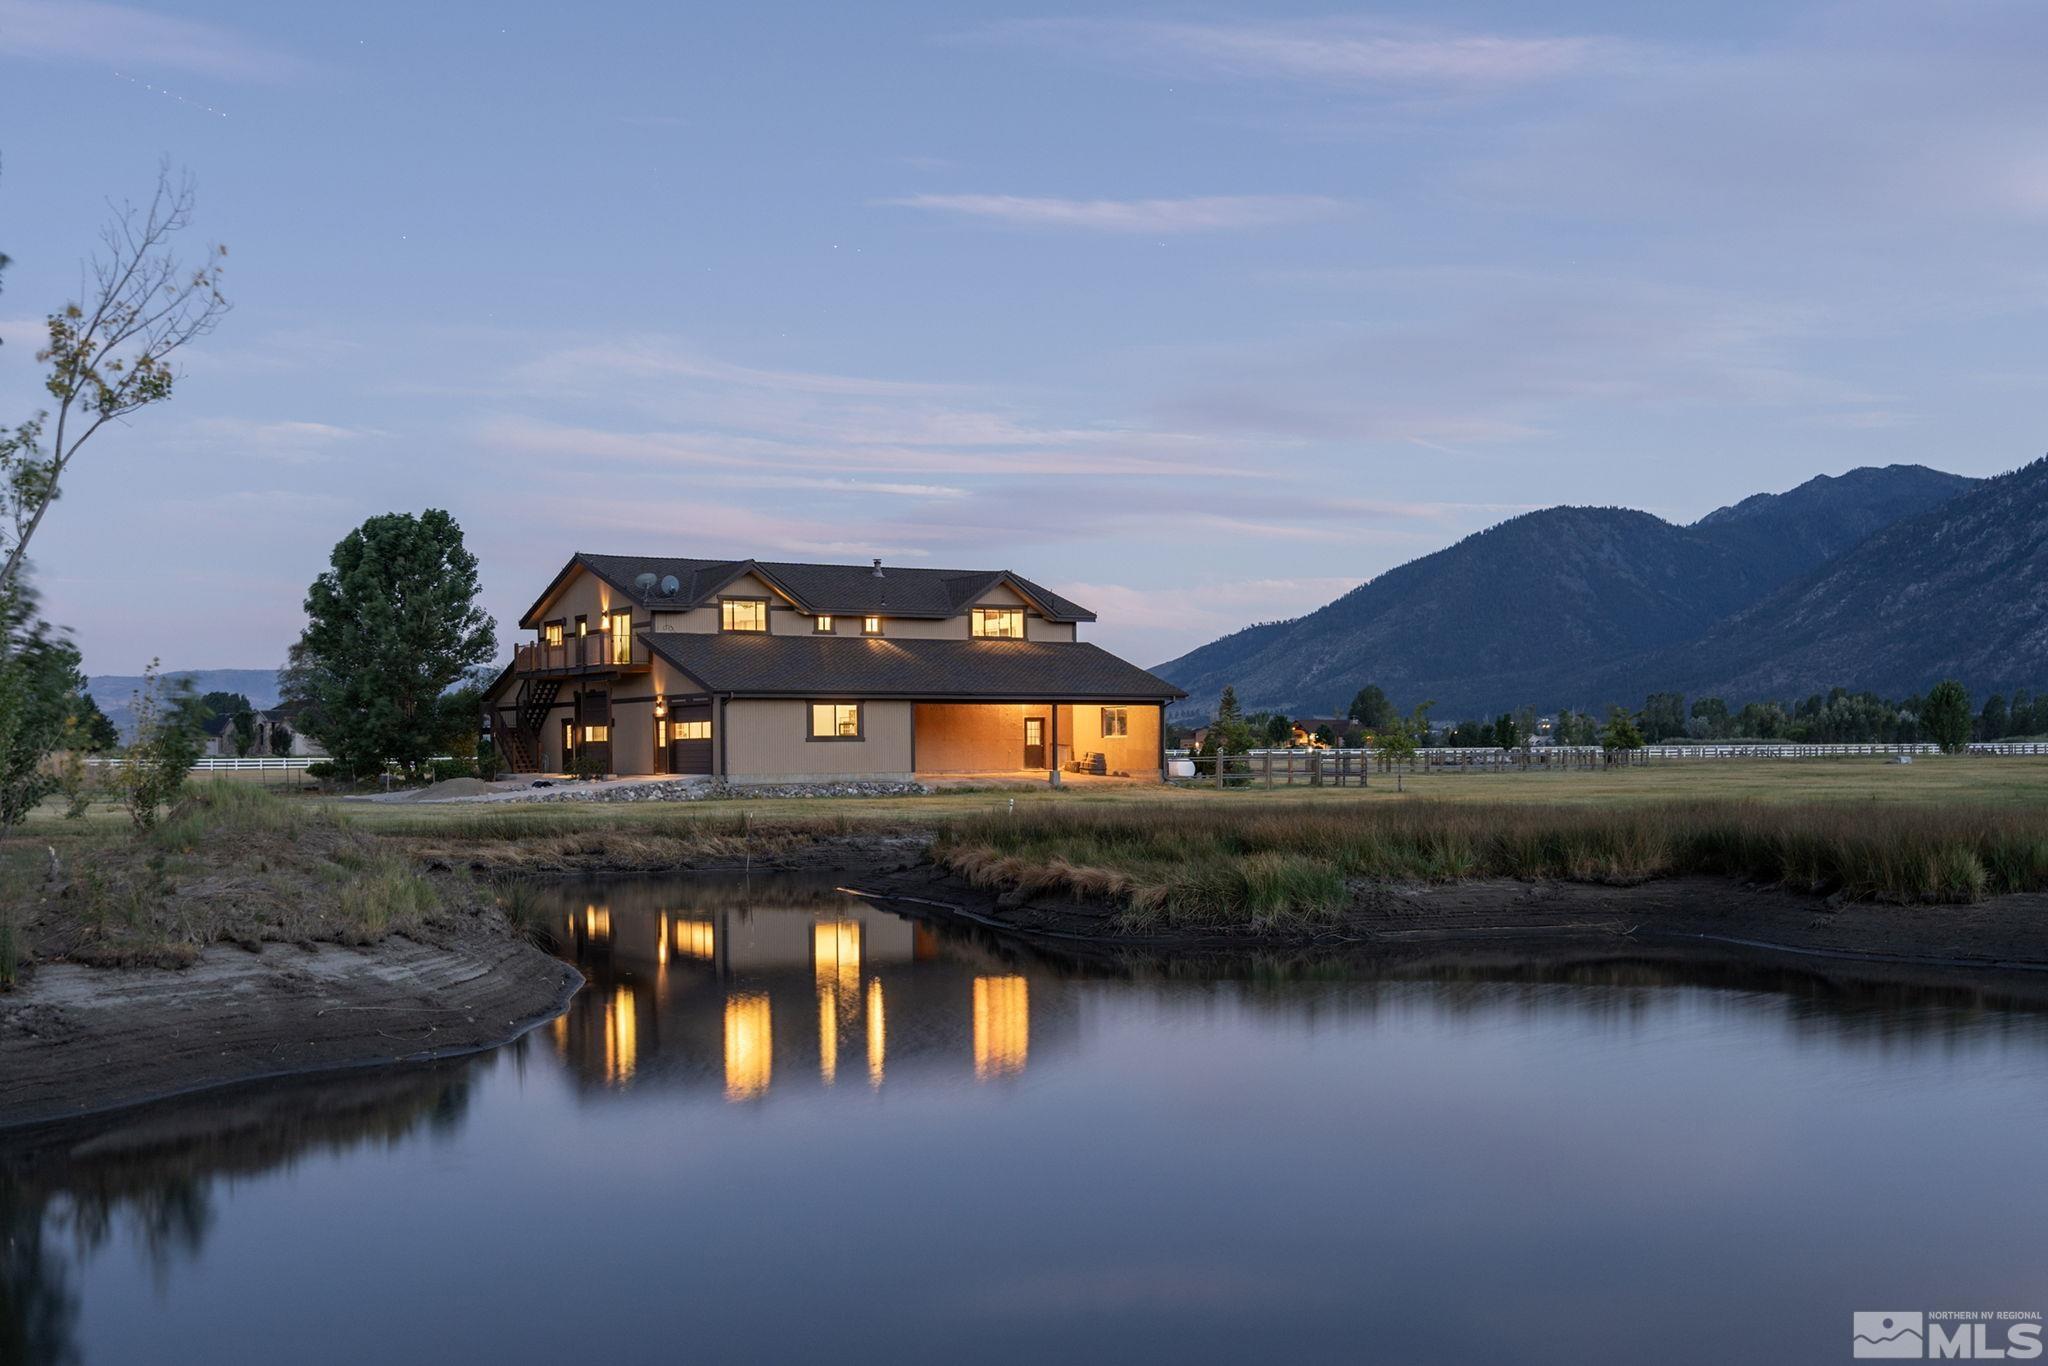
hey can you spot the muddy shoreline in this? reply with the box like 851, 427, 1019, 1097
9, 833, 2048, 1131
0, 923, 580, 1131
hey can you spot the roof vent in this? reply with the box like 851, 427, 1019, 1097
634, 572, 658, 593
659, 574, 680, 596
871, 558, 885, 578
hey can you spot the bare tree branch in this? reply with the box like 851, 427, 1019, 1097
0, 161, 231, 597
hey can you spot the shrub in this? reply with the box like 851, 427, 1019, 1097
475, 739, 503, 782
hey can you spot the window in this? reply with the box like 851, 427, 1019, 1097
814, 615, 835, 633
584, 724, 610, 743
721, 598, 767, 632
973, 607, 1025, 639
575, 615, 588, 638
1101, 706, 1129, 737
543, 621, 565, 647
673, 719, 711, 741
862, 615, 882, 636
809, 702, 862, 739
607, 610, 633, 664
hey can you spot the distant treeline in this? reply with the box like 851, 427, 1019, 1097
1171, 681, 2043, 751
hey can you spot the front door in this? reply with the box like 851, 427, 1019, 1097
1023, 716, 1046, 769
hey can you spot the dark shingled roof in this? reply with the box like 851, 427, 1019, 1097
532, 553, 1094, 626
641, 632, 1184, 701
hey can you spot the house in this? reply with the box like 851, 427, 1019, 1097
481, 554, 1186, 782
1288, 717, 1351, 748
204, 708, 326, 759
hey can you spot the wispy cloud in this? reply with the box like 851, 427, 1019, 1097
879, 193, 1349, 234
985, 18, 1636, 90
0, 0, 304, 82
179, 417, 382, 464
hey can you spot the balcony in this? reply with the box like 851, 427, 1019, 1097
514, 632, 649, 676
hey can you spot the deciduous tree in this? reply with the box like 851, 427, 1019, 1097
1920, 680, 1972, 753
0, 167, 228, 597
284, 510, 496, 779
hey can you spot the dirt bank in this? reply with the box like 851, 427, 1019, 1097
0, 922, 579, 1130
829, 859, 2048, 1005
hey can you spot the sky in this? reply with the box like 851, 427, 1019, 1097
2, 0, 2046, 675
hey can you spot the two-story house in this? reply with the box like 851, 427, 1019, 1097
482, 554, 1185, 783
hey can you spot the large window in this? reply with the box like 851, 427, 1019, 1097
607, 610, 633, 664
972, 607, 1025, 639
721, 599, 768, 632
1100, 706, 1129, 737
809, 702, 863, 740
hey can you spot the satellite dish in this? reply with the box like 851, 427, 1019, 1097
659, 574, 681, 596
634, 572, 658, 593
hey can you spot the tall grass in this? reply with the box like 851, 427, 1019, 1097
933, 799, 2048, 926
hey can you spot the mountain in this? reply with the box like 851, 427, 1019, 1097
1605, 457, 2048, 704
85, 669, 283, 742
1155, 464, 1982, 719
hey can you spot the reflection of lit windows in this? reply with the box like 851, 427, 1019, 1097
604, 985, 638, 1085
1100, 706, 1129, 737
720, 599, 767, 632
813, 921, 862, 997
583, 905, 611, 940
673, 719, 711, 741
972, 607, 1025, 639
973, 975, 1030, 1079
818, 988, 838, 1084
724, 993, 772, 1101
866, 977, 886, 1088
672, 918, 714, 960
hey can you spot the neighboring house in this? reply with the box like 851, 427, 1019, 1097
482, 554, 1186, 782
1288, 717, 1351, 748
205, 709, 326, 759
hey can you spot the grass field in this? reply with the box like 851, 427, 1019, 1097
9, 757, 2046, 960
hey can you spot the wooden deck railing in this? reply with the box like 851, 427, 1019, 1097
514, 634, 645, 674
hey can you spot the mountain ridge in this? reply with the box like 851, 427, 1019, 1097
1155, 463, 1987, 718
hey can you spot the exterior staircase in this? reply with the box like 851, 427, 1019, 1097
497, 677, 561, 773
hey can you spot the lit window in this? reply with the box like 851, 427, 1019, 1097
575, 616, 588, 637
862, 615, 882, 636
584, 724, 610, 743
721, 599, 767, 632
1101, 706, 1129, 737
673, 719, 711, 741
543, 622, 564, 647
809, 702, 862, 739
607, 611, 633, 663
814, 615, 834, 633
973, 608, 1025, 639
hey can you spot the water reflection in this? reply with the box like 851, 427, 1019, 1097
539, 872, 1076, 1100
0, 1063, 479, 1366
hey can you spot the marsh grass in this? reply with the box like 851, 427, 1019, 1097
933, 799, 2048, 926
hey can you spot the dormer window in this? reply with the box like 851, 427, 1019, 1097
862, 615, 883, 636
814, 615, 835, 633
972, 608, 1025, 639
720, 599, 768, 632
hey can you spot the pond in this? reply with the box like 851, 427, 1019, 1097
6, 871, 2045, 1364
